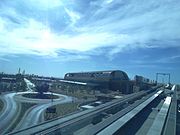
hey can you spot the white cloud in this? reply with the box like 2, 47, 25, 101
0, 57, 11, 62
0, 0, 180, 61
64, 8, 81, 24
86, 0, 180, 50
105, 0, 114, 4
0, 19, 4, 31
0, 17, 130, 58
29, 0, 62, 9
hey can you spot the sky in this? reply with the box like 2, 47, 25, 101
0, 0, 180, 83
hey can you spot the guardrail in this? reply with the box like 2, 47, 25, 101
147, 96, 172, 135
7, 86, 161, 135
96, 90, 163, 135
86, 90, 162, 135
7, 88, 160, 135
162, 85, 177, 135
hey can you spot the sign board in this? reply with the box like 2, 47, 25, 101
46, 107, 56, 113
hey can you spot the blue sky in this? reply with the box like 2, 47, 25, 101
0, 0, 180, 83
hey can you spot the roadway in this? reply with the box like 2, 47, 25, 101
0, 93, 18, 134
7, 87, 159, 135
0, 78, 73, 133
14, 93, 72, 131
0, 91, 72, 134
3, 85, 175, 135
7, 85, 177, 135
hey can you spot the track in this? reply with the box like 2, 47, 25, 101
7, 87, 160, 135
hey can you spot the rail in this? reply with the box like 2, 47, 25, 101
96, 90, 163, 135
7, 88, 160, 135
147, 96, 172, 135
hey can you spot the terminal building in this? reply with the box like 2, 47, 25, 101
64, 70, 132, 94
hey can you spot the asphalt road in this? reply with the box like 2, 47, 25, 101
0, 91, 72, 134
0, 79, 72, 134
0, 93, 18, 134
14, 94, 72, 131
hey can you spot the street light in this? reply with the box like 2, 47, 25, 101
156, 73, 171, 84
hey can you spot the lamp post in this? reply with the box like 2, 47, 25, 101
156, 73, 171, 84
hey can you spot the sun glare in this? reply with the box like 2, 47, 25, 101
35, 29, 54, 51
42, 29, 51, 40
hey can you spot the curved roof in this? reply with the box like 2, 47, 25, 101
64, 70, 129, 80
65, 70, 124, 74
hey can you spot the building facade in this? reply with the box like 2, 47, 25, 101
64, 70, 132, 94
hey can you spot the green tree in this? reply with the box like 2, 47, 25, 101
35, 83, 49, 99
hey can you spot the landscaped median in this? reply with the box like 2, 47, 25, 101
0, 98, 4, 113
44, 102, 80, 121
22, 93, 59, 99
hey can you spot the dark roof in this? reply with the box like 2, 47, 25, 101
65, 70, 126, 74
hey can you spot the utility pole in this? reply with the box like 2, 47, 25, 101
156, 73, 171, 84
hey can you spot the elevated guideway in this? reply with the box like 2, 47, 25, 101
7, 87, 161, 135
7, 89, 161, 135
162, 85, 177, 135
145, 96, 172, 135
96, 90, 164, 135
95, 85, 176, 135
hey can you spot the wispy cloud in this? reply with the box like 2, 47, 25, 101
0, 0, 180, 61
0, 57, 11, 62
64, 8, 81, 25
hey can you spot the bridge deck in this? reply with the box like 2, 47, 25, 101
147, 96, 172, 135
97, 90, 163, 135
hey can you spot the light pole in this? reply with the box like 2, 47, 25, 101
156, 73, 171, 84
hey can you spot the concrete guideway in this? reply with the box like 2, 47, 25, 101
147, 96, 172, 135
86, 90, 162, 135
97, 90, 164, 135
96, 85, 176, 135
163, 85, 177, 135
2, 85, 176, 135
6, 88, 157, 135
